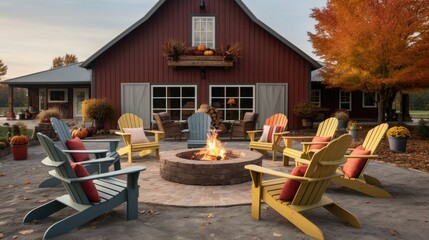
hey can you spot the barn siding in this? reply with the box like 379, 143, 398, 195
92, 0, 312, 129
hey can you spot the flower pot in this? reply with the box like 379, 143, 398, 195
348, 130, 358, 140
388, 137, 407, 153
11, 144, 28, 160
302, 119, 313, 128
337, 120, 348, 129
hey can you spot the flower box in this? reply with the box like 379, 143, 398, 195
167, 56, 233, 68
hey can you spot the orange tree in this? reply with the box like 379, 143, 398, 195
309, 0, 429, 122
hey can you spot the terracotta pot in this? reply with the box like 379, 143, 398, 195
11, 144, 28, 160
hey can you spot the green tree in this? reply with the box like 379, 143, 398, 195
0, 59, 7, 80
309, 0, 429, 123
51, 53, 78, 68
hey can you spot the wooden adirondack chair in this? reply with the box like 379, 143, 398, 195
331, 123, 392, 198
116, 113, 164, 163
153, 112, 183, 140
282, 117, 338, 166
245, 134, 360, 240
186, 112, 212, 148
230, 112, 259, 140
24, 133, 145, 239
247, 113, 289, 161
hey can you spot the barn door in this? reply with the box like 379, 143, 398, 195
121, 83, 151, 129
256, 83, 288, 128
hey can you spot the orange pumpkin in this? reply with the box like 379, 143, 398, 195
72, 127, 89, 139
204, 50, 214, 56
197, 45, 206, 51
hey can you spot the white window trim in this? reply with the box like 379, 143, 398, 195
48, 88, 68, 103
209, 85, 255, 121
362, 92, 377, 108
192, 16, 216, 48
339, 90, 352, 111
310, 89, 321, 107
151, 85, 197, 121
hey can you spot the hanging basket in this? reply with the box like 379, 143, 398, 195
388, 137, 407, 153
11, 144, 28, 160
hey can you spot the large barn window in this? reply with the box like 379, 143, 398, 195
310, 90, 321, 107
339, 90, 351, 110
192, 16, 215, 48
209, 85, 255, 121
151, 85, 197, 121
363, 92, 377, 108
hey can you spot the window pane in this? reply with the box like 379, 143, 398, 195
170, 110, 180, 120
226, 110, 239, 120
168, 87, 180, 97
182, 87, 195, 97
168, 99, 181, 108
240, 87, 253, 97
182, 99, 195, 108
212, 87, 224, 97
153, 99, 166, 108
226, 87, 239, 97
153, 87, 165, 97
212, 98, 225, 108
240, 99, 253, 108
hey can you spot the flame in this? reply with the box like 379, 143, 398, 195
197, 133, 227, 161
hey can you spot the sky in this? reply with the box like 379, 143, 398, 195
0, 0, 326, 80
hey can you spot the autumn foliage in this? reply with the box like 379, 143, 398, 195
309, 0, 429, 122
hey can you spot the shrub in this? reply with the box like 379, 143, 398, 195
10, 135, 29, 145
11, 124, 20, 136
347, 120, 361, 130
387, 126, 411, 138
0, 141, 6, 149
293, 102, 317, 119
82, 98, 114, 120
36, 107, 63, 123
413, 119, 429, 139
15, 121, 28, 136
0, 137, 10, 147
335, 110, 349, 120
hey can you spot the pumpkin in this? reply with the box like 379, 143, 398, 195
72, 127, 89, 139
204, 50, 214, 56
197, 45, 206, 52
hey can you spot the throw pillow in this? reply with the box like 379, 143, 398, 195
309, 136, 332, 150
66, 137, 90, 162
342, 146, 371, 178
122, 128, 150, 144
258, 125, 283, 143
69, 161, 101, 202
279, 165, 308, 201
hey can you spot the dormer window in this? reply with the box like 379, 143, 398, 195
192, 16, 215, 48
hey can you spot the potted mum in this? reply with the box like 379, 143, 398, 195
293, 102, 317, 128
347, 120, 361, 140
82, 98, 115, 131
10, 135, 29, 160
335, 110, 349, 129
386, 126, 411, 153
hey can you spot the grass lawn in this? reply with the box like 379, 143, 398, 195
0, 126, 33, 138
410, 110, 429, 119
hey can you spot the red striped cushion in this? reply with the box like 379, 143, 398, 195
259, 125, 283, 143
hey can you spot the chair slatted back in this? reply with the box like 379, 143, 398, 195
188, 112, 212, 140
153, 113, 165, 132
361, 123, 388, 154
118, 113, 144, 130
292, 134, 352, 206
316, 117, 339, 137
51, 117, 73, 149
37, 133, 90, 205
265, 113, 288, 129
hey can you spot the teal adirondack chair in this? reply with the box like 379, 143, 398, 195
186, 112, 212, 148
24, 133, 145, 239
38, 118, 121, 188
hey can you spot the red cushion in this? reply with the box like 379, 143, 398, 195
69, 161, 101, 202
279, 165, 308, 201
66, 137, 90, 162
309, 136, 332, 150
258, 125, 283, 143
342, 146, 371, 178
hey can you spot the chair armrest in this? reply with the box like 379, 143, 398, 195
145, 130, 164, 135
247, 130, 263, 134
295, 158, 311, 165
82, 139, 120, 143
301, 141, 329, 146
76, 157, 117, 165
344, 154, 379, 159
282, 135, 315, 141
115, 131, 130, 136
245, 164, 308, 181
62, 149, 109, 155
247, 130, 263, 141
50, 166, 146, 183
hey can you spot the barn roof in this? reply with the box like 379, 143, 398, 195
1, 62, 91, 86
81, 0, 321, 70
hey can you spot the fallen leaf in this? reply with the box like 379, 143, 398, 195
147, 210, 154, 214
13, 236, 18, 239
23, 181, 31, 185
0, 173, 5, 177
209, 233, 215, 237
38, 199, 48, 203
23, 187, 30, 190
200, 223, 206, 229
41, 193, 49, 197
390, 229, 399, 236
273, 232, 283, 237
207, 213, 215, 218
365, 201, 371, 204
140, 210, 145, 214
19, 229, 34, 235
23, 197, 31, 200
154, 212, 161, 215
182, 216, 189, 218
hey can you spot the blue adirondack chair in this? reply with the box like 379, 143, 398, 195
186, 112, 212, 148
38, 118, 121, 188
24, 133, 145, 239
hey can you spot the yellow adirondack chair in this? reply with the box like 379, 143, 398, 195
245, 134, 359, 240
331, 123, 392, 198
282, 117, 338, 166
247, 113, 289, 161
115, 113, 164, 163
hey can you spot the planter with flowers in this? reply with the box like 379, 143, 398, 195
10, 135, 29, 160
293, 102, 317, 128
386, 126, 411, 153
335, 110, 349, 129
347, 120, 361, 140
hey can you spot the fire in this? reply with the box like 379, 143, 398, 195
193, 133, 228, 161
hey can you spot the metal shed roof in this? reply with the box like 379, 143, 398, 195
81, 0, 321, 70
2, 62, 91, 86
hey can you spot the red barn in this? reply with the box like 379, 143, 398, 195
81, 0, 321, 129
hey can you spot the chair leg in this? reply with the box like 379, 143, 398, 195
282, 155, 290, 166
331, 177, 392, 198
23, 200, 66, 223
277, 205, 325, 240
324, 203, 361, 228
128, 152, 133, 163
272, 149, 277, 161
127, 172, 141, 220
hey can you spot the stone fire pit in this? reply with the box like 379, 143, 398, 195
160, 149, 262, 185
